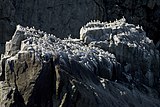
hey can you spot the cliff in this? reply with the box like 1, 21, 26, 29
0, 18, 160, 107
0, 0, 160, 54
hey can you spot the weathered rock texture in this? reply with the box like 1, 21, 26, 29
80, 18, 159, 87
0, 0, 160, 54
0, 0, 104, 44
103, 0, 160, 43
0, 18, 160, 107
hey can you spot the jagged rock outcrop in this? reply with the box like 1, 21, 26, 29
0, 18, 160, 107
0, 0, 104, 46
80, 18, 159, 87
103, 0, 160, 43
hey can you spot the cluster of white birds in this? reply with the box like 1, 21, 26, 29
2, 17, 158, 92
80, 17, 153, 51
12, 24, 118, 74
6, 18, 155, 70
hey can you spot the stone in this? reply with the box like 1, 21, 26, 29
0, 19, 160, 106
0, 0, 15, 44
80, 18, 159, 87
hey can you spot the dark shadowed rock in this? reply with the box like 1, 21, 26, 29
0, 0, 105, 42
0, 18, 160, 107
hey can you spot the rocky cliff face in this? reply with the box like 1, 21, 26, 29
0, 0, 160, 54
0, 18, 160, 107
0, 0, 104, 44
103, 0, 160, 43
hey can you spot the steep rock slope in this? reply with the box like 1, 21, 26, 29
80, 18, 159, 87
0, 18, 160, 107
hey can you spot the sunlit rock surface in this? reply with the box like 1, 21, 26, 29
0, 18, 160, 107
80, 18, 160, 87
